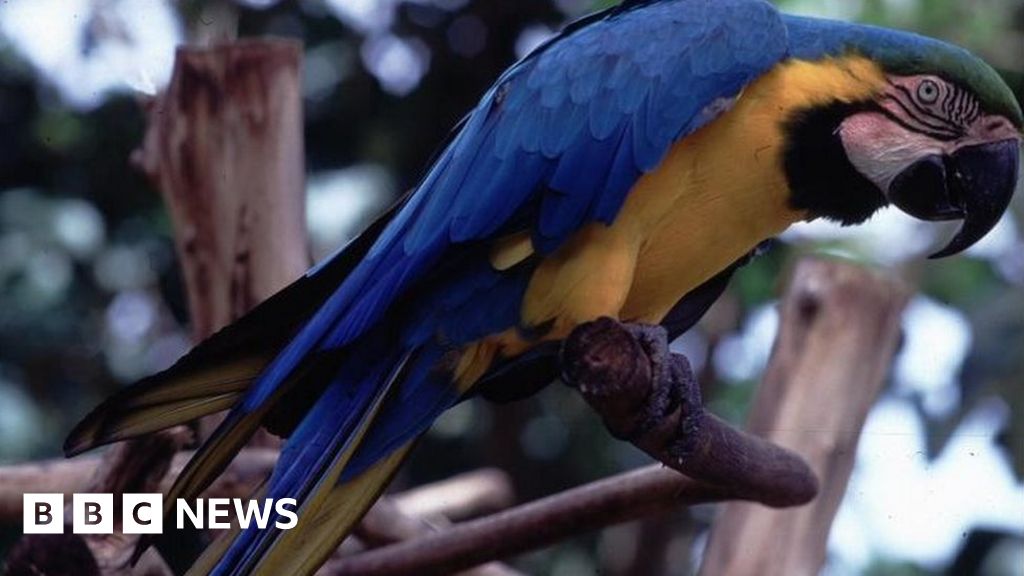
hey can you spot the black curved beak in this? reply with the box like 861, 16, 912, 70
888, 139, 1020, 258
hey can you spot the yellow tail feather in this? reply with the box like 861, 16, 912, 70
255, 444, 413, 576
65, 355, 268, 455
186, 354, 411, 576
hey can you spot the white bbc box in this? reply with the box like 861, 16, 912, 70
122, 493, 163, 534
72, 493, 114, 534
23, 493, 64, 534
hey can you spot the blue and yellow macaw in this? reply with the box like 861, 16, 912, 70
66, 0, 1022, 573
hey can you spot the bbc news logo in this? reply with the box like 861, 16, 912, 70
23, 494, 298, 534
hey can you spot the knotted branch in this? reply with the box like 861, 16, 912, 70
562, 318, 818, 507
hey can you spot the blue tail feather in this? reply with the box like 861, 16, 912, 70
213, 348, 409, 576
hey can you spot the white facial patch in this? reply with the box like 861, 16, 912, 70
839, 112, 946, 194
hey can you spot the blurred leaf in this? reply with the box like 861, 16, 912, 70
731, 243, 787, 306
863, 557, 929, 576
33, 109, 84, 153
921, 258, 1001, 309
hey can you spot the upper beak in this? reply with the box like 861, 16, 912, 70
888, 139, 1020, 258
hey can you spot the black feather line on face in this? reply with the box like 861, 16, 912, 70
950, 86, 966, 124
782, 101, 890, 226
889, 85, 964, 137
877, 97, 960, 141
941, 84, 956, 117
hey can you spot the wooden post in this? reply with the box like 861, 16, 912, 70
699, 259, 909, 576
132, 39, 309, 341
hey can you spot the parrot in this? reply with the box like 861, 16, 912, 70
65, 0, 1022, 574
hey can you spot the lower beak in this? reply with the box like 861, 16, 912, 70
888, 139, 1020, 258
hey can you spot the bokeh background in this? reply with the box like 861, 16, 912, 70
0, 0, 1022, 574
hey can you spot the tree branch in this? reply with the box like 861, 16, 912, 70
342, 496, 525, 576
390, 468, 515, 523
327, 466, 733, 576
562, 318, 818, 507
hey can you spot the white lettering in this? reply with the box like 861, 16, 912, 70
274, 499, 298, 529
207, 498, 231, 529
233, 499, 273, 529
176, 498, 204, 529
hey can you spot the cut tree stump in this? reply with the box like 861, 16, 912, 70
132, 39, 309, 340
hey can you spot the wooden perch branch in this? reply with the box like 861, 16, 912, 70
390, 468, 515, 523
343, 494, 525, 576
328, 466, 733, 576
563, 318, 818, 507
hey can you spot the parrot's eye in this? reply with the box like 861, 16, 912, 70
916, 80, 941, 104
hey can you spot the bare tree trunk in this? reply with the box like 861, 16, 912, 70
699, 259, 909, 576
132, 39, 308, 341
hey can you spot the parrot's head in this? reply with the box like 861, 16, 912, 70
784, 18, 1023, 258
840, 71, 1022, 258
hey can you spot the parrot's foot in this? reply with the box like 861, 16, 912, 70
561, 317, 818, 506
560, 318, 703, 460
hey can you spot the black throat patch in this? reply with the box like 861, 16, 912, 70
783, 101, 890, 225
